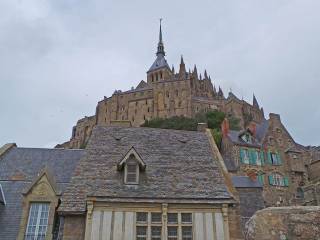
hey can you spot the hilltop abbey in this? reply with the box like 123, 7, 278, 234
60, 22, 264, 149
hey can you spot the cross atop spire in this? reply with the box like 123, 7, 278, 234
157, 18, 165, 56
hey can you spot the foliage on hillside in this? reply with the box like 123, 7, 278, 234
141, 110, 241, 147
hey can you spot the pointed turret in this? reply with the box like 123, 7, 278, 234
199, 73, 202, 80
178, 55, 186, 79
193, 64, 198, 80
218, 86, 224, 98
172, 65, 175, 74
204, 70, 208, 79
253, 94, 260, 109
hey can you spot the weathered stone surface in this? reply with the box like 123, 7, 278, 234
245, 206, 320, 240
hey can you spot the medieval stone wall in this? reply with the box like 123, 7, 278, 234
245, 206, 320, 240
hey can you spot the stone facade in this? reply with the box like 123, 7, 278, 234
221, 113, 310, 209
245, 206, 320, 240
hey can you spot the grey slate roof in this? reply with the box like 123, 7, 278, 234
232, 176, 262, 188
147, 55, 170, 73
60, 126, 233, 213
0, 147, 85, 240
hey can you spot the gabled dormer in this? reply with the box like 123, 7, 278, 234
118, 147, 146, 185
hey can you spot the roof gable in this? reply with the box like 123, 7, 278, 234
23, 169, 60, 196
117, 147, 146, 170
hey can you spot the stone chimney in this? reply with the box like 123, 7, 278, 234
269, 113, 281, 122
221, 118, 229, 137
248, 122, 257, 137
197, 123, 208, 132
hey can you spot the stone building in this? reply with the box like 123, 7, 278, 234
59, 23, 263, 149
303, 146, 320, 205
220, 113, 309, 208
0, 126, 246, 240
0, 143, 85, 240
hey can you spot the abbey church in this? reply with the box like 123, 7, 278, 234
59, 22, 264, 149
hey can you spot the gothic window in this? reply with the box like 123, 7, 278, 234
156, 74, 159, 81
25, 203, 50, 240
147, 107, 150, 113
160, 72, 163, 79
166, 91, 169, 98
152, 75, 154, 82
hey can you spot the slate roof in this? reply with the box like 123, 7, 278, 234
0, 147, 85, 240
60, 126, 234, 213
147, 55, 170, 73
232, 176, 262, 188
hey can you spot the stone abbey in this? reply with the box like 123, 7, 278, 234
60, 22, 264, 149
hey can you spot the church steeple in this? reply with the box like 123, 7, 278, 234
156, 18, 165, 56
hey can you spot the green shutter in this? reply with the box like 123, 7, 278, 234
249, 149, 254, 165
267, 151, 272, 165
252, 150, 257, 165
277, 152, 282, 165
240, 148, 244, 163
260, 151, 265, 166
258, 174, 264, 185
284, 177, 289, 187
268, 175, 274, 185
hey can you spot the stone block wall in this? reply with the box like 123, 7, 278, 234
245, 206, 320, 240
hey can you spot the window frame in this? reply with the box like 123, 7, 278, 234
24, 202, 50, 240
124, 161, 139, 185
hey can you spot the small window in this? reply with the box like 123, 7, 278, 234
25, 203, 50, 240
182, 226, 192, 240
168, 213, 178, 224
137, 212, 148, 223
136, 226, 147, 240
151, 226, 161, 240
181, 213, 192, 224
125, 156, 138, 184
168, 226, 178, 240
151, 213, 162, 223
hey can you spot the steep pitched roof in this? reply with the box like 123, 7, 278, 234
147, 55, 171, 73
60, 126, 234, 213
0, 147, 85, 240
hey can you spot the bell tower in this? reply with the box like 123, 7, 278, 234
147, 19, 172, 84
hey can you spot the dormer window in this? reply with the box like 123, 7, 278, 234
118, 147, 146, 185
241, 133, 252, 143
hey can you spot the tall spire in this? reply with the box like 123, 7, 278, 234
157, 18, 165, 56
253, 94, 260, 109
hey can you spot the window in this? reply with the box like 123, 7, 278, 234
269, 152, 281, 165
269, 173, 288, 187
25, 203, 50, 240
136, 212, 162, 240
257, 174, 264, 185
241, 133, 252, 143
175, 90, 178, 96
166, 91, 169, 98
167, 213, 192, 240
125, 156, 138, 184
255, 151, 262, 166
240, 149, 250, 164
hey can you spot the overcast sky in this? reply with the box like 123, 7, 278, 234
1, 0, 319, 148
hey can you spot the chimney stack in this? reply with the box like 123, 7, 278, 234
221, 118, 230, 137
